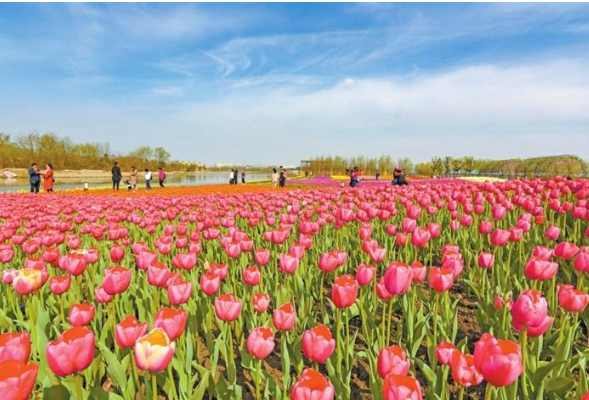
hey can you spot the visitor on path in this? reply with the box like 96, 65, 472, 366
392, 167, 408, 186
158, 167, 166, 188
130, 166, 138, 190
349, 166, 360, 188
124, 178, 133, 191
28, 163, 41, 194
375, 171, 380, 181
229, 170, 235, 184
241, 171, 246, 184
43, 164, 54, 193
234, 169, 239, 185
111, 162, 122, 190
271, 168, 279, 187
144, 168, 152, 189
279, 166, 286, 188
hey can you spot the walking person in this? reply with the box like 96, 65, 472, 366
111, 162, 122, 190
144, 168, 152, 189
279, 166, 286, 188
271, 168, 279, 187
43, 163, 54, 193
349, 166, 360, 188
375, 171, 380, 181
241, 171, 246, 184
130, 166, 138, 190
158, 167, 166, 188
234, 169, 239, 185
229, 170, 235, 184
28, 163, 41, 194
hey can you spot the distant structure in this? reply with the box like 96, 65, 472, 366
476, 154, 588, 178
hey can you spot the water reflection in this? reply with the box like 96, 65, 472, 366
0, 172, 272, 192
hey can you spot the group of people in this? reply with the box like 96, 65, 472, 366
271, 166, 287, 188
229, 169, 246, 184
111, 162, 166, 191
28, 163, 54, 193
345, 166, 408, 188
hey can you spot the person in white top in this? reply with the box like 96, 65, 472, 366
144, 168, 152, 189
229, 170, 234, 184
271, 168, 279, 187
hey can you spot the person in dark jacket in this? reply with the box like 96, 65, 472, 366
241, 171, 246, 184
28, 163, 41, 194
111, 162, 122, 190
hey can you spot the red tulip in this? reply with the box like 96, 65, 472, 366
450, 352, 483, 387
473, 333, 523, 387
0, 359, 38, 400
291, 368, 334, 400
115, 316, 148, 349
273, 302, 296, 331
377, 345, 410, 378
214, 294, 242, 322
383, 374, 422, 400
246, 327, 275, 359
0, 332, 30, 363
331, 274, 358, 309
46, 326, 95, 376
102, 266, 132, 295
154, 307, 188, 341
302, 324, 335, 364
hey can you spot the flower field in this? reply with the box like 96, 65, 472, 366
1, 177, 589, 400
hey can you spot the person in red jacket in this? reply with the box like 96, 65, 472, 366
43, 163, 54, 193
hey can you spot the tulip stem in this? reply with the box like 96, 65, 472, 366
433, 294, 439, 350
130, 351, 140, 394
74, 375, 84, 400
457, 386, 465, 400
167, 365, 178, 400
254, 359, 262, 399
520, 330, 530, 400
484, 385, 494, 400
152, 372, 158, 400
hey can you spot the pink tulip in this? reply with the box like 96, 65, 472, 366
46, 326, 95, 376
154, 308, 188, 341
435, 341, 457, 366
0, 332, 31, 363
115, 316, 148, 349
473, 333, 523, 387
199, 272, 221, 296
575, 249, 589, 273
383, 262, 413, 295
172, 252, 197, 270
214, 294, 242, 322
94, 286, 113, 304
12, 269, 44, 296
377, 345, 410, 378
532, 246, 553, 261
109, 244, 125, 263
291, 368, 334, 400
147, 262, 171, 288
302, 324, 335, 364
68, 304, 95, 327
318, 252, 340, 273
383, 374, 422, 400
102, 266, 132, 295
544, 225, 561, 241
376, 277, 394, 300
167, 277, 192, 306
58, 253, 87, 276
478, 220, 493, 235
254, 249, 271, 266
0, 359, 38, 400
477, 252, 494, 269
273, 302, 296, 331
554, 242, 579, 260
243, 266, 261, 286
49, 276, 71, 295
278, 253, 299, 274
246, 327, 275, 359
410, 227, 430, 248
356, 264, 376, 286
511, 290, 552, 337
558, 284, 589, 313
490, 229, 510, 247
252, 292, 270, 313
331, 274, 358, 309
524, 257, 559, 281
450, 352, 483, 387
429, 267, 454, 292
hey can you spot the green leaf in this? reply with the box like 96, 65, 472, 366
43, 385, 71, 400
414, 357, 436, 387
97, 343, 127, 393
89, 388, 125, 400
532, 359, 567, 387
545, 376, 574, 396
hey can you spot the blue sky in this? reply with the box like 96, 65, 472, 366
1, 3, 588, 165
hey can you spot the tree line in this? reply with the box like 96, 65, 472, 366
0, 132, 204, 172
305, 155, 588, 178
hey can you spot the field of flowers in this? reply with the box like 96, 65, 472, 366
1, 177, 589, 400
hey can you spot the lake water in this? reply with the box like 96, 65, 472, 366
0, 172, 272, 192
